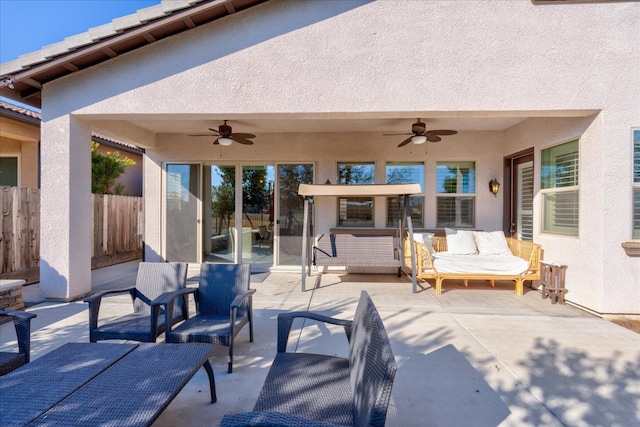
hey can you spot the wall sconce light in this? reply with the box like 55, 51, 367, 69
489, 178, 500, 197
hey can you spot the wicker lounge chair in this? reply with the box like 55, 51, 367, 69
0, 310, 37, 376
162, 263, 255, 373
220, 290, 397, 427
85, 262, 189, 343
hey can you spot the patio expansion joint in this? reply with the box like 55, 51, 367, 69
425, 291, 567, 426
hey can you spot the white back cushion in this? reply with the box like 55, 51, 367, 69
445, 228, 478, 255
475, 231, 512, 256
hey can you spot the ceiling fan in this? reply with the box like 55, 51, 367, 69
384, 119, 457, 147
189, 120, 255, 146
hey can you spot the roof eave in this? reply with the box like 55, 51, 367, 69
0, 0, 269, 109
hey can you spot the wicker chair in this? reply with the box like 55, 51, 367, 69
84, 262, 189, 343
220, 291, 397, 427
162, 263, 255, 373
0, 310, 37, 376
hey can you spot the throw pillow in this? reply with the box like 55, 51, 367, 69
413, 232, 435, 255
475, 231, 512, 256
445, 228, 478, 255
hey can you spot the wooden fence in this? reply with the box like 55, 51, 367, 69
91, 194, 144, 269
0, 187, 143, 283
0, 187, 40, 281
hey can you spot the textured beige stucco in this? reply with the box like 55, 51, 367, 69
37, 0, 640, 313
0, 118, 40, 188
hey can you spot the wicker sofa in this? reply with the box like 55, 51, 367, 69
404, 231, 541, 296
220, 291, 397, 427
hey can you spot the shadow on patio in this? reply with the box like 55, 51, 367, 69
2, 265, 639, 427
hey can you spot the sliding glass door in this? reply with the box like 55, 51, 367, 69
278, 164, 313, 266
164, 162, 314, 268
165, 164, 200, 262
206, 165, 236, 263
242, 165, 275, 266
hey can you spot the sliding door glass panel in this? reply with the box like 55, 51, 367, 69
206, 165, 236, 263
242, 165, 275, 265
278, 164, 313, 266
165, 164, 199, 262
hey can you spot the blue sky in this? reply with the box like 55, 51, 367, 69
1, 0, 160, 63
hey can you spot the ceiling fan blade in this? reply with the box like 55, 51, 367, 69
232, 136, 254, 145
384, 132, 412, 136
208, 128, 222, 135
188, 134, 215, 137
427, 135, 442, 142
397, 136, 414, 147
231, 133, 256, 139
427, 130, 457, 136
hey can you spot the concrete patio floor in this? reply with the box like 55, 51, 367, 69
4, 261, 640, 427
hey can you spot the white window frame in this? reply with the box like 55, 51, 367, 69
336, 161, 375, 227
435, 161, 476, 229
540, 139, 580, 237
386, 162, 424, 228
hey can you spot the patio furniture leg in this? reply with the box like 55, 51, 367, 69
516, 279, 524, 296
249, 299, 254, 343
203, 359, 217, 403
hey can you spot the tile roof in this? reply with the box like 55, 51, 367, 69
0, 99, 41, 122
0, 0, 268, 108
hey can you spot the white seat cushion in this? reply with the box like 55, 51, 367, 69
433, 253, 529, 275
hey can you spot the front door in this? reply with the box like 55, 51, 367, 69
505, 150, 534, 241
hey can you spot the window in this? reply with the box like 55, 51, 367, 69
436, 161, 475, 228
337, 162, 375, 227
386, 162, 424, 228
633, 130, 640, 239
0, 156, 19, 186
541, 139, 579, 236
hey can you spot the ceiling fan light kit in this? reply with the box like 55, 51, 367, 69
384, 119, 458, 148
189, 120, 256, 146
411, 135, 427, 144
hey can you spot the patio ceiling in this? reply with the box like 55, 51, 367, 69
101, 109, 598, 136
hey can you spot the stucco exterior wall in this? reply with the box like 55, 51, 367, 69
146, 130, 506, 233
0, 119, 40, 188
37, 0, 640, 313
